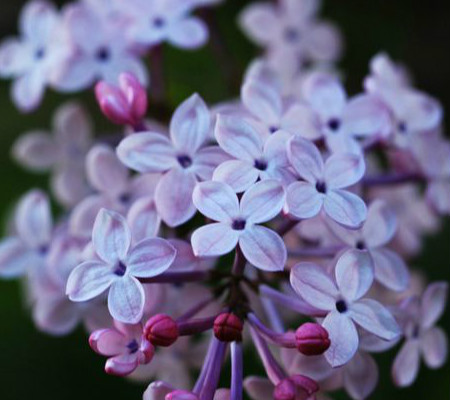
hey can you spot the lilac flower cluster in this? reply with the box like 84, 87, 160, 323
0, 1, 448, 400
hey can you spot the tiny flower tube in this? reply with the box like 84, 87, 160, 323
177, 315, 217, 336
95, 72, 147, 129
144, 314, 179, 347
248, 313, 297, 348
213, 312, 244, 342
231, 342, 244, 400
295, 323, 331, 356
198, 338, 228, 400
273, 375, 319, 400
166, 390, 199, 400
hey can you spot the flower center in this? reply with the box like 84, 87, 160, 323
35, 48, 45, 60
269, 126, 279, 134
254, 159, 268, 171
356, 240, 366, 250
38, 244, 49, 255
127, 339, 139, 354
328, 118, 341, 132
119, 192, 131, 205
315, 181, 327, 194
284, 27, 299, 42
114, 261, 127, 277
336, 299, 348, 313
232, 219, 246, 231
397, 121, 407, 134
152, 17, 165, 28
96, 46, 111, 62
177, 154, 193, 169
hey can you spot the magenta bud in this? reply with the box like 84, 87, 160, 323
165, 390, 199, 400
95, 72, 147, 127
213, 313, 244, 342
295, 323, 330, 356
144, 314, 179, 347
274, 376, 319, 400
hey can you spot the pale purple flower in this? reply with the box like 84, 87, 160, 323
0, 190, 52, 279
12, 101, 92, 207
214, 116, 295, 192
392, 282, 448, 387
239, 0, 342, 64
117, 94, 228, 227
191, 180, 287, 271
90, 321, 154, 376
53, 2, 147, 92
0, 0, 69, 111
328, 200, 410, 291
143, 382, 228, 400
286, 136, 367, 228
365, 52, 411, 90
300, 72, 390, 154
123, 0, 209, 49
66, 208, 177, 323
290, 249, 401, 367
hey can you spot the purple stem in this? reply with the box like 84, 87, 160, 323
277, 218, 300, 237
177, 316, 216, 336
250, 326, 286, 385
193, 336, 216, 395
363, 172, 426, 186
231, 342, 243, 400
248, 313, 296, 348
232, 245, 247, 276
140, 271, 209, 284
199, 338, 228, 400
260, 285, 326, 318
176, 296, 215, 323
287, 246, 343, 258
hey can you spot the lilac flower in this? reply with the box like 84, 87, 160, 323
290, 249, 401, 366
239, 0, 342, 64
117, 94, 229, 227
191, 180, 287, 271
300, 72, 390, 154
328, 200, 410, 291
90, 321, 154, 376
123, 0, 209, 49
0, 190, 52, 279
12, 101, 92, 207
0, 0, 68, 111
53, 2, 147, 93
214, 116, 295, 192
66, 208, 177, 323
365, 53, 411, 90
286, 136, 367, 228
392, 282, 448, 387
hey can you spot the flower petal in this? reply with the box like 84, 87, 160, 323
213, 159, 259, 193
105, 353, 139, 376
323, 311, 358, 367
170, 93, 210, 152
116, 132, 176, 173
127, 197, 161, 242
192, 146, 230, 181
324, 154, 365, 189
239, 3, 280, 46
239, 225, 286, 272
12, 131, 57, 171
371, 248, 409, 292
290, 263, 338, 310
286, 182, 323, 219
350, 299, 401, 341
93, 209, 131, 264
12, 70, 46, 112
323, 190, 367, 228
344, 352, 378, 400
362, 200, 397, 247
66, 261, 115, 302
167, 17, 208, 49
421, 327, 448, 369
392, 340, 421, 387
281, 104, 322, 140
243, 376, 274, 400
241, 180, 285, 224
108, 275, 145, 323
287, 136, 324, 183
335, 249, 374, 302
0, 238, 35, 278
192, 181, 240, 222
143, 381, 174, 400
420, 282, 448, 329
154, 168, 197, 227
89, 328, 127, 356
127, 238, 176, 278
191, 223, 239, 257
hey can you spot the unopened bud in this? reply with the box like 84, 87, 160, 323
144, 314, 179, 347
213, 313, 244, 342
295, 323, 330, 356
166, 390, 199, 400
274, 375, 319, 400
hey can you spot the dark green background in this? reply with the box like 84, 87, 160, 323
0, 0, 449, 399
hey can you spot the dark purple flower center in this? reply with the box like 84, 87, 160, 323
177, 154, 193, 169
127, 339, 139, 354
114, 261, 127, 277
38, 244, 49, 255
328, 118, 341, 132
232, 219, 246, 231
96, 46, 111, 62
336, 299, 348, 313
254, 159, 268, 171
398, 121, 408, 134
119, 192, 131, 205
356, 240, 366, 250
35, 48, 46, 60
152, 17, 165, 28
412, 324, 421, 339
284, 27, 300, 42
269, 126, 279, 134
315, 181, 327, 194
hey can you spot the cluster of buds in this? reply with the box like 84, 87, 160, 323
0, 1, 448, 400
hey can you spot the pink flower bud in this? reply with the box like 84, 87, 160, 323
295, 323, 330, 356
274, 376, 319, 400
213, 313, 244, 342
144, 314, 179, 347
95, 72, 147, 128
166, 390, 199, 400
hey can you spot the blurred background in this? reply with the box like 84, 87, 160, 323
0, 0, 449, 399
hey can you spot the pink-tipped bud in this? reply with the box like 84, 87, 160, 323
165, 390, 199, 400
144, 314, 179, 347
95, 72, 147, 127
274, 376, 319, 400
213, 313, 244, 342
295, 323, 330, 356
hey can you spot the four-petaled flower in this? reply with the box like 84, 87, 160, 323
67, 208, 177, 323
